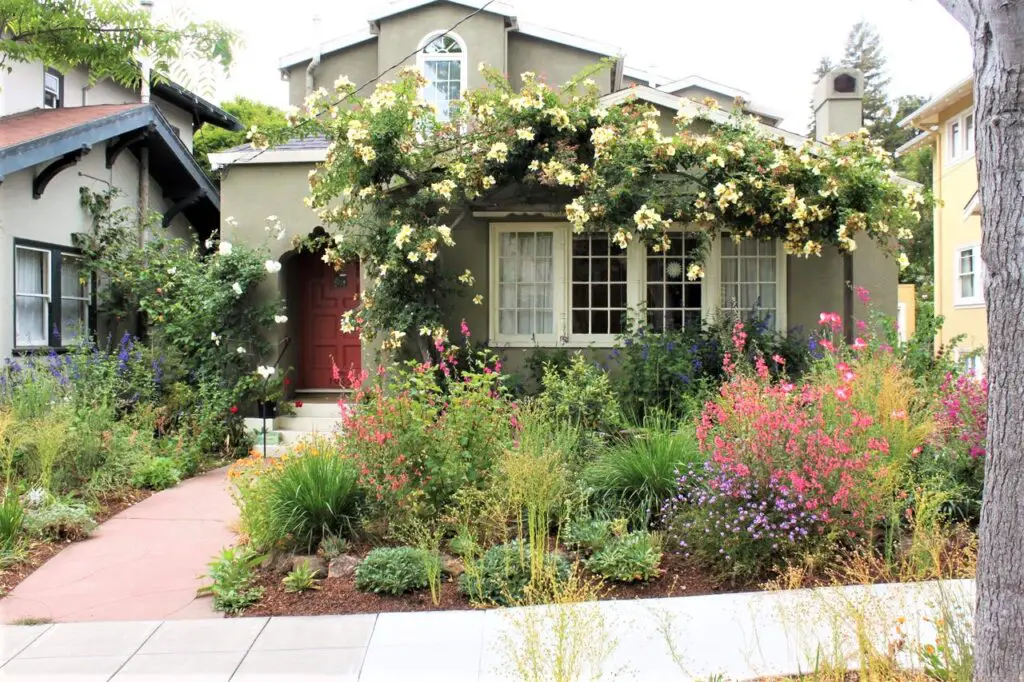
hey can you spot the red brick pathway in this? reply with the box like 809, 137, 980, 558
0, 467, 237, 623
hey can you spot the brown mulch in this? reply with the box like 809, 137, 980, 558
0, 488, 152, 598
243, 551, 740, 618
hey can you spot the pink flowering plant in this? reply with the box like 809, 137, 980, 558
333, 322, 514, 532
665, 311, 934, 580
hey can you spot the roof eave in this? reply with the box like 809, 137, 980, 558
898, 75, 973, 129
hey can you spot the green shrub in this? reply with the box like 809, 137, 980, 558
246, 450, 361, 553
283, 559, 321, 593
319, 535, 349, 559
203, 546, 264, 615
0, 493, 25, 553
354, 547, 431, 595
459, 541, 570, 606
563, 517, 612, 554
131, 457, 182, 491
584, 530, 663, 583
22, 500, 96, 541
583, 421, 701, 525
536, 354, 622, 434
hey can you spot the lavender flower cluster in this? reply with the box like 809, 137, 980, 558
663, 461, 828, 579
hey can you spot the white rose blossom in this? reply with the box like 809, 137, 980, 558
274, 315, 288, 324
256, 366, 276, 380
265, 260, 282, 274
232, 282, 243, 296
218, 241, 233, 256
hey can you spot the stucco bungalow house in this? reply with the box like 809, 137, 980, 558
0, 63, 240, 356
209, 0, 897, 393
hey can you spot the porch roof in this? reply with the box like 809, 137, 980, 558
0, 104, 221, 231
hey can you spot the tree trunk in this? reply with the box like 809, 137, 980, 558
936, 1, 1024, 678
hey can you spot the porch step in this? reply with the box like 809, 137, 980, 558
292, 401, 347, 419
274, 416, 343, 432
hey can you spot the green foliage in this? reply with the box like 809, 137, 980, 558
238, 449, 362, 553
76, 189, 285, 454
536, 354, 622, 435
22, 499, 96, 541
562, 517, 612, 554
0, 493, 25, 554
282, 559, 321, 593
194, 97, 287, 176
203, 546, 264, 615
583, 421, 701, 525
318, 535, 349, 560
0, 0, 235, 87
130, 456, 181, 491
263, 64, 925, 341
354, 547, 431, 595
460, 542, 570, 607
611, 310, 808, 420
522, 347, 572, 393
584, 530, 663, 583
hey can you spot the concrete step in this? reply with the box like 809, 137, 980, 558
291, 401, 348, 419
252, 443, 288, 458
274, 416, 344, 432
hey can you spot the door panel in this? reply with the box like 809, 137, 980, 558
298, 254, 361, 388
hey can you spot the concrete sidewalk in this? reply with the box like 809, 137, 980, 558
0, 467, 238, 624
0, 579, 973, 681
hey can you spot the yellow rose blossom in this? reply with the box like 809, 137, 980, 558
472, 294, 484, 305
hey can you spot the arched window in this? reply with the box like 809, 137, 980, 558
416, 31, 467, 121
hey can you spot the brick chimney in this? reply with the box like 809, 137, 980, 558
812, 67, 864, 141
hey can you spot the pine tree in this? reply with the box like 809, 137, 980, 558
841, 21, 891, 128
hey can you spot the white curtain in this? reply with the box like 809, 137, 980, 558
15, 248, 47, 346
498, 232, 554, 336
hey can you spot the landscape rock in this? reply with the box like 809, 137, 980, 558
263, 549, 295, 575
291, 555, 327, 579
328, 555, 361, 579
441, 554, 465, 577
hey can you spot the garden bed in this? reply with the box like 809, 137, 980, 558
242, 550, 730, 618
0, 488, 151, 598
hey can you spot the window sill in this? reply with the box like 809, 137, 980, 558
952, 300, 985, 309
12, 345, 74, 356
944, 153, 976, 172
489, 338, 617, 349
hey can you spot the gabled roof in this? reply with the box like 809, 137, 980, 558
600, 86, 807, 148
0, 104, 222, 231
152, 77, 243, 131
898, 76, 973, 129
368, 0, 516, 26
514, 21, 622, 57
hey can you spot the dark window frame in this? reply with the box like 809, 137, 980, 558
43, 67, 64, 109
12, 238, 96, 351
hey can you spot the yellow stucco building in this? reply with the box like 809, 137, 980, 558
900, 77, 986, 371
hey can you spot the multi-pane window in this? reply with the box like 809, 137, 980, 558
497, 231, 555, 337
720, 237, 779, 325
418, 33, 465, 121
571, 234, 628, 336
43, 69, 61, 109
14, 242, 91, 348
949, 108, 975, 160
60, 254, 90, 342
15, 246, 50, 347
646, 232, 702, 331
955, 245, 983, 306
489, 225, 785, 344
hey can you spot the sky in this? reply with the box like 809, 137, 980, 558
157, 0, 973, 133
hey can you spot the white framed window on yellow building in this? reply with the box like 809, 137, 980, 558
954, 243, 984, 307
947, 108, 975, 162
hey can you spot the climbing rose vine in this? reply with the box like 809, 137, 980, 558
251, 64, 926, 345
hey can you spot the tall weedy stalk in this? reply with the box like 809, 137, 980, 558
501, 404, 571, 586
33, 410, 70, 492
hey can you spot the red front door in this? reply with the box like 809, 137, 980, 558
297, 253, 361, 388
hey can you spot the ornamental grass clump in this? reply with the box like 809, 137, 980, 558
666, 313, 934, 581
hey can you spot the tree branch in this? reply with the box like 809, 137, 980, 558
935, 0, 979, 29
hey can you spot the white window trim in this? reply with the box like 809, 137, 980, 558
954, 243, 984, 307
488, 223, 788, 347
706, 234, 788, 332
946, 107, 975, 164
489, 223, 566, 347
14, 245, 52, 348
416, 30, 468, 119
43, 70, 61, 109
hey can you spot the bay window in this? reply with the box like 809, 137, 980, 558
489, 223, 786, 345
14, 241, 92, 349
